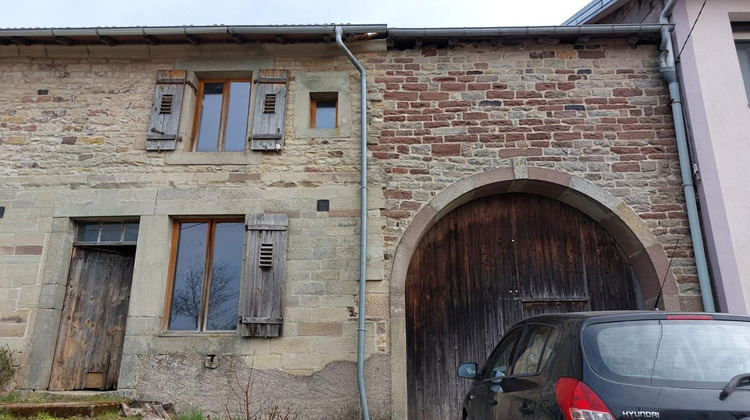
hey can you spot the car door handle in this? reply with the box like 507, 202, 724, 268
519, 405, 533, 415
488, 400, 498, 406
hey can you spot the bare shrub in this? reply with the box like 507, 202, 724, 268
221, 359, 297, 420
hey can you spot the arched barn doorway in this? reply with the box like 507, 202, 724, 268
405, 193, 642, 419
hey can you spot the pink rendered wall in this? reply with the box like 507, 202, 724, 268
673, 0, 750, 313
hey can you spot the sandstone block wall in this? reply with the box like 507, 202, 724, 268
0, 45, 390, 418
364, 39, 700, 310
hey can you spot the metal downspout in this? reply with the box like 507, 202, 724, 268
335, 26, 370, 419
659, 0, 715, 312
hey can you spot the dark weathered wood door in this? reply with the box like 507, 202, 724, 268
405, 193, 639, 419
49, 247, 135, 390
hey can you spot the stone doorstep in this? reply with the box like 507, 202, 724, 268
0, 401, 121, 417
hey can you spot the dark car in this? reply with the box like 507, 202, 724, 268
457, 311, 750, 419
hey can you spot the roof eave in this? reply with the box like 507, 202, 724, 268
0, 24, 389, 46
562, 0, 630, 26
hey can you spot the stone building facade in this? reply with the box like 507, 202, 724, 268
0, 25, 702, 418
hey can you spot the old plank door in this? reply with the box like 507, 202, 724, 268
49, 247, 135, 390
405, 193, 638, 419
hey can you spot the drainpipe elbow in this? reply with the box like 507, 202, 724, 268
660, 66, 678, 84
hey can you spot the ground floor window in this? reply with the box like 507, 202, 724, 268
165, 218, 244, 332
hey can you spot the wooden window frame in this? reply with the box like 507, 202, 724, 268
192, 78, 251, 152
162, 217, 245, 334
309, 94, 338, 129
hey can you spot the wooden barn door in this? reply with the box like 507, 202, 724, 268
405, 193, 639, 419
49, 247, 135, 390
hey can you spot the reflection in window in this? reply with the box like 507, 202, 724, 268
167, 220, 243, 332
512, 325, 554, 375
194, 79, 251, 152
483, 328, 522, 380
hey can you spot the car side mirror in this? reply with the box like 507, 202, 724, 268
457, 362, 479, 379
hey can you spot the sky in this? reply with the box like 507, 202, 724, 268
0, 0, 593, 29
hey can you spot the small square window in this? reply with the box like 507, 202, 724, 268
310, 93, 338, 129
193, 79, 251, 152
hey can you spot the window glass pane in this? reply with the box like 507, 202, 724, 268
736, 43, 750, 103
205, 222, 244, 330
168, 222, 208, 331
314, 100, 337, 129
224, 82, 250, 152
538, 328, 559, 370
123, 222, 139, 242
100, 222, 122, 242
483, 327, 522, 380
511, 325, 552, 375
195, 82, 224, 152
583, 320, 750, 388
77, 223, 100, 242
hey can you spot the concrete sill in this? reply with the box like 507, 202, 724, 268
158, 332, 236, 338
164, 150, 262, 165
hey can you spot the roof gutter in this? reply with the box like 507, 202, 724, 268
659, 0, 716, 312
1, 24, 665, 46
335, 25, 370, 420
388, 23, 667, 38
0, 24, 387, 38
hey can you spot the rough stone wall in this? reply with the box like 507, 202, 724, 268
135, 354, 390, 419
0, 46, 390, 419
364, 39, 701, 311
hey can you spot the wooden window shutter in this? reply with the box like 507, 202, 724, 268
250, 69, 288, 151
146, 70, 186, 151
240, 213, 288, 337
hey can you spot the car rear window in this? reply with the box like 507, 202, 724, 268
582, 319, 750, 389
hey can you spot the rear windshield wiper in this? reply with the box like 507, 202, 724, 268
719, 373, 750, 400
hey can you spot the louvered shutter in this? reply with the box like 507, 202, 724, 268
250, 69, 288, 151
240, 213, 288, 337
146, 70, 185, 151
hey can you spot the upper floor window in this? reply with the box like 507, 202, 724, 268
310, 93, 338, 129
732, 22, 750, 104
146, 69, 289, 154
735, 42, 750, 103
193, 79, 251, 152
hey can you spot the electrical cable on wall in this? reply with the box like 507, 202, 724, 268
676, 0, 709, 60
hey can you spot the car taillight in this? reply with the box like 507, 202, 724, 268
555, 377, 615, 420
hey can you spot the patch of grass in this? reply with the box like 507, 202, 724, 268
0, 392, 19, 403
0, 392, 128, 404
